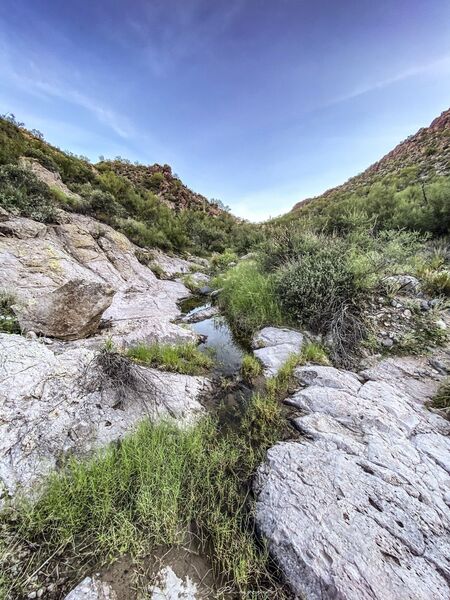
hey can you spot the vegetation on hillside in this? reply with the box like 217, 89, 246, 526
0, 114, 260, 256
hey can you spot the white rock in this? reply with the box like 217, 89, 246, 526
252, 327, 305, 376
255, 358, 450, 600
0, 334, 209, 503
64, 576, 116, 600
149, 566, 198, 600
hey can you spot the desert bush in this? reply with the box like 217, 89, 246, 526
0, 165, 56, 222
0, 291, 20, 334
210, 248, 238, 272
429, 379, 450, 411
213, 262, 283, 336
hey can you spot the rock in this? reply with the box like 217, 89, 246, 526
385, 275, 421, 296
0, 211, 196, 347
149, 566, 198, 600
381, 336, 394, 348
198, 286, 212, 296
181, 305, 219, 324
150, 250, 205, 280
0, 206, 9, 221
188, 272, 210, 287
19, 157, 83, 203
255, 357, 450, 600
13, 279, 114, 340
252, 327, 305, 376
64, 576, 116, 600
0, 334, 209, 503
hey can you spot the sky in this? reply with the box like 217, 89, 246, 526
1, 1, 450, 221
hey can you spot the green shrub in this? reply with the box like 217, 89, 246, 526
126, 341, 213, 375
0, 291, 20, 334
300, 342, 330, 365
429, 379, 450, 411
23, 148, 59, 173
213, 262, 283, 337
147, 171, 165, 190
210, 249, 238, 272
0, 165, 56, 222
1, 396, 287, 597
241, 354, 263, 382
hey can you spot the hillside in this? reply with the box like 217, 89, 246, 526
292, 107, 450, 214
0, 114, 257, 255
99, 159, 223, 215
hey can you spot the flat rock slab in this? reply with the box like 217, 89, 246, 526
181, 305, 219, 324
252, 327, 305, 376
64, 577, 116, 600
0, 334, 209, 503
255, 357, 450, 600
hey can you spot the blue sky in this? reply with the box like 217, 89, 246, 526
1, 0, 450, 221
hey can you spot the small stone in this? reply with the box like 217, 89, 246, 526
381, 337, 394, 348
27, 593, 37, 599
403, 309, 412, 318
435, 319, 447, 330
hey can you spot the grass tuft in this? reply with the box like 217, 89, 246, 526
241, 354, 263, 382
126, 342, 213, 375
0, 395, 288, 597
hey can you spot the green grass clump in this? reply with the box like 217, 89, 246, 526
300, 342, 330, 365
429, 379, 450, 411
126, 341, 213, 375
1, 394, 287, 597
213, 261, 283, 337
241, 354, 263, 382
0, 291, 20, 334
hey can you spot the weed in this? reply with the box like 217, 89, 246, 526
0, 291, 20, 334
126, 342, 213, 375
429, 379, 450, 411
213, 262, 283, 337
0, 396, 288, 597
241, 354, 263, 382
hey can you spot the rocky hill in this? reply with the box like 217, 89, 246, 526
98, 159, 223, 215
292, 107, 450, 211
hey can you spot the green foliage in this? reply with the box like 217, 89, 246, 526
241, 354, 263, 382
429, 379, 450, 411
0, 291, 20, 334
147, 171, 165, 190
1, 395, 287, 597
396, 310, 448, 355
281, 174, 450, 238
300, 341, 330, 365
126, 341, 213, 375
213, 262, 283, 337
0, 165, 56, 222
210, 248, 238, 272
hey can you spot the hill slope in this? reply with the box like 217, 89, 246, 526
0, 114, 257, 255
292, 107, 450, 212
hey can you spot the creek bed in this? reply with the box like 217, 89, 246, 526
179, 296, 247, 376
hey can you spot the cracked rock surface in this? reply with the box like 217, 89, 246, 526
0, 334, 209, 503
254, 357, 450, 600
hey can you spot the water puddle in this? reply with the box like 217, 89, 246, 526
179, 297, 246, 376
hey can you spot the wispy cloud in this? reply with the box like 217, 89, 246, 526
330, 55, 450, 105
0, 38, 134, 139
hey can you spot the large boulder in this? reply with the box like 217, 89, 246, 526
252, 327, 305, 376
0, 334, 209, 503
0, 211, 196, 347
255, 357, 450, 600
13, 279, 114, 340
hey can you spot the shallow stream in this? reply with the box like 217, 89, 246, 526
179, 296, 247, 376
